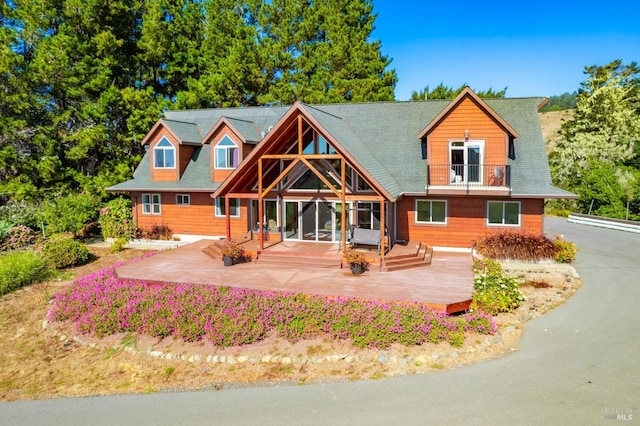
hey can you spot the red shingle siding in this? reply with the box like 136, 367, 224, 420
209, 126, 244, 183
149, 131, 181, 181
133, 192, 248, 237
428, 97, 507, 166
396, 196, 545, 248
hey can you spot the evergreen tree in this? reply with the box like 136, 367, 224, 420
258, 0, 397, 104
410, 83, 507, 100
0, 0, 398, 203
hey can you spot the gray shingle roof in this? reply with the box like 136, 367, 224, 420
162, 119, 202, 144
224, 117, 262, 143
109, 98, 573, 199
107, 148, 219, 192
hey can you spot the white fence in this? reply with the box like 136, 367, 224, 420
567, 213, 640, 234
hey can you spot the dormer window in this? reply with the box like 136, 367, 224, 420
215, 135, 239, 169
153, 137, 175, 169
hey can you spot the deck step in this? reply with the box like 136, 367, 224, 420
257, 252, 341, 269
381, 242, 432, 272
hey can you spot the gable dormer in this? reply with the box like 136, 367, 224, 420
419, 88, 519, 194
203, 117, 261, 183
142, 119, 201, 181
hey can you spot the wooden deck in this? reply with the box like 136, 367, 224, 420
115, 239, 474, 314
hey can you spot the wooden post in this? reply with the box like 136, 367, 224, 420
379, 198, 385, 262
258, 158, 264, 250
225, 196, 231, 239
341, 160, 347, 253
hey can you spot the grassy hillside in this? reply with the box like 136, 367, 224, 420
539, 109, 574, 153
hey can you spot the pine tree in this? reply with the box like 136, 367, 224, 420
258, 0, 397, 104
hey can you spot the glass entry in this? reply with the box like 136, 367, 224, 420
284, 201, 299, 239
284, 200, 348, 242
450, 141, 483, 183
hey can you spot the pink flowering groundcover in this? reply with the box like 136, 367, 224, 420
48, 256, 496, 350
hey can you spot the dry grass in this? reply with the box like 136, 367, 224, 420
0, 246, 579, 401
539, 109, 574, 153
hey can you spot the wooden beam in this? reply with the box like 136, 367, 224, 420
345, 194, 386, 202
299, 157, 340, 197
262, 154, 342, 160
225, 193, 258, 199
297, 115, 303, 154
261, 158, 301, 198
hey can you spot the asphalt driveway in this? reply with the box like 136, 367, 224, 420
2, 217, 638, 425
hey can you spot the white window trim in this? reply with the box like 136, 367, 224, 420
486, 200, 521, 226
142, 193, 161, 215
415, 199, 448, 224
214, 135, 239, 170
176, 194, 190, 205
153, 137, 176, 169
215, 197, 240, 218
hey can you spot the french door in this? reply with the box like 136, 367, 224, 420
450, 141, 483, 183
284, 200, 350, 242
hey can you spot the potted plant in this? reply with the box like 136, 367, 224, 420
342, 248, 370, 275
220, 239, 245, 266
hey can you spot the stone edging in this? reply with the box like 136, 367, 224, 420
42, 320, 517, 368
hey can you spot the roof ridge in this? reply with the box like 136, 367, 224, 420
223, 116, 256, 124
298, 103, 344, 120
162, 118, 198, 125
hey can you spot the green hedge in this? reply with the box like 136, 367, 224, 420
0, 251, 50, 296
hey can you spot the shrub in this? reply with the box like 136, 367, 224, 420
0, 250, 49, 296
471, 258, 525, 315
99, 198, 137, 239
41, 193, 101, 237
475, 232, 558, 261
42, 238, 90, 269
1, 225, 37, 251
0, 200, 41, 230
109, 237, 128, 253
48, 261, 497, 350
138, 224, 172, 240
0, 220, 14, 241
553, 238, 578, 263
475, 231, 578, 264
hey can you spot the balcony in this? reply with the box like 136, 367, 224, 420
426, 164, 511, 195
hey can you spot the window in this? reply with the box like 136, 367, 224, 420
142, 193, 161, 214
215, 197, 240, 217
487, 201, 520, 226
176, 194, 190, 205
356, 202, 381, 230
416, 200, 447, 224
154, 137, 175, 169
215, 135, 239, 169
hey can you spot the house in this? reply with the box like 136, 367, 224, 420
107, 88, 575, 255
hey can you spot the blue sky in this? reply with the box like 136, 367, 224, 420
371, 1, 640, 100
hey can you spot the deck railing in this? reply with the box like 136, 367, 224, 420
426, 164, 511, 189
